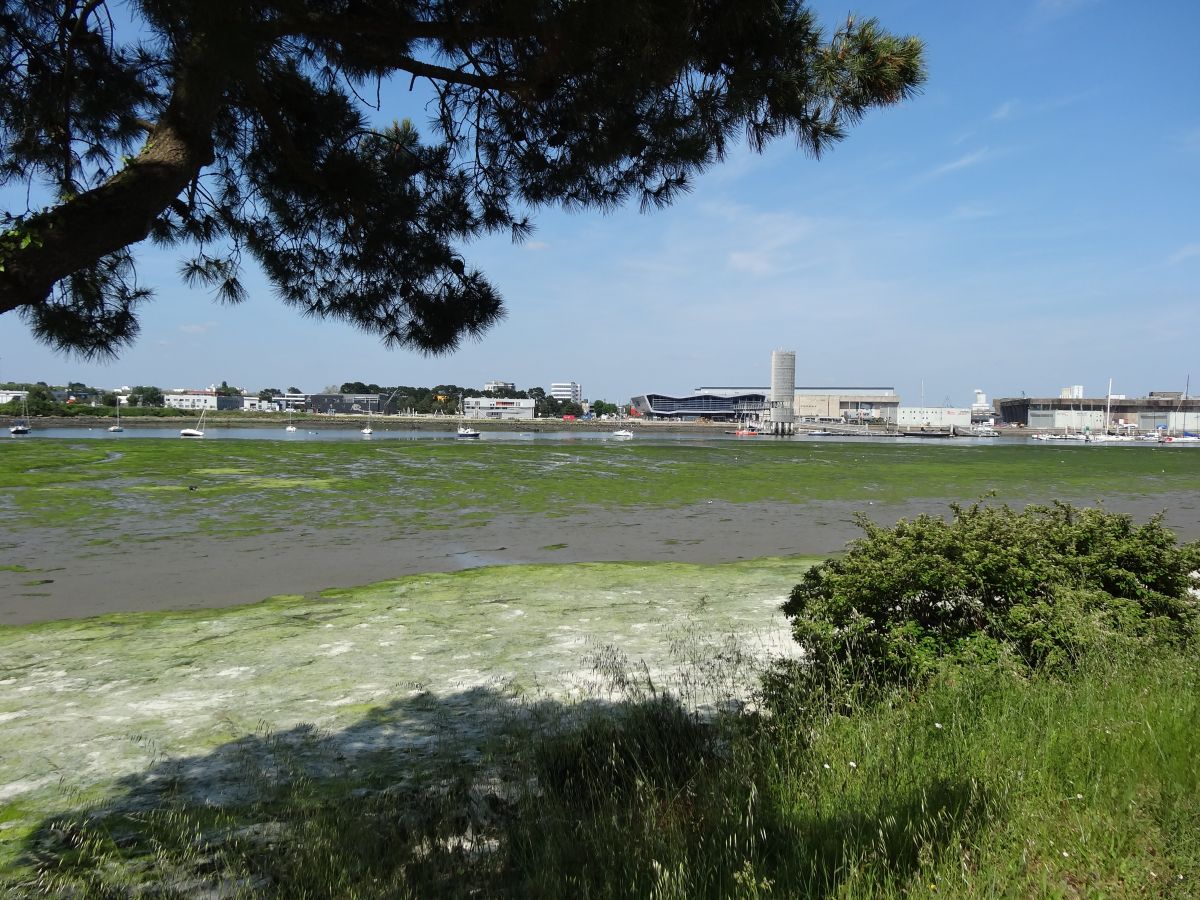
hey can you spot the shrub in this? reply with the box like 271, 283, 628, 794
779, 501, 1200, 694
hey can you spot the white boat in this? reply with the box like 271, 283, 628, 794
9, 396, 31, 435
455, 394, 480, 437
612, 429, 634, 439
180, 409, 206, 438
108, 404, 124, 432
285, 410, 297, 432
361, 401, 373, 435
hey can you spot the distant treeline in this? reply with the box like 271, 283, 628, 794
0, 381, 621, 419
340, 383, 618, 418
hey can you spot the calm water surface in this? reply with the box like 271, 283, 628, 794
6, 425, 1172, 448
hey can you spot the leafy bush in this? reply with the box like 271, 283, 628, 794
779, 502, 1200, 694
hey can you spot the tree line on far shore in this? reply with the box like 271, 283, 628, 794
0, 380, 623, 419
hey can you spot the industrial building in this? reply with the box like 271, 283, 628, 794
464, 396, 535, 420
792, 387, 899, 423
995, 391, 1200, 433
483, 380, 515, 393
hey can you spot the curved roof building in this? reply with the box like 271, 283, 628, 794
630, 390, 766, 421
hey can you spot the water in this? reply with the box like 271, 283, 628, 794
9, 425, 1175, 448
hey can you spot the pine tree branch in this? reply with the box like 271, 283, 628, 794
0, 40, 227, 317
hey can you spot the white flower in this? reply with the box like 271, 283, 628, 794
822, 763, 831, 770
934, 722, 943, 729
848, 761, 858, 769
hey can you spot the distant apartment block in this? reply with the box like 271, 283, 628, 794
483, 380, 515, 393
549, 381, 582, 404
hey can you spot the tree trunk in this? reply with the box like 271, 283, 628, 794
0, 30, 235, 317
0, 116, 214, 316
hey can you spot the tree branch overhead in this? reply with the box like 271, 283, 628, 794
0, 0, 925, 357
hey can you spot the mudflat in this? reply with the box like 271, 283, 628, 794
2, 438, 1198, 625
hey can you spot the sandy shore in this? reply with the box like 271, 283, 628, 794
4, 493, 1198, 626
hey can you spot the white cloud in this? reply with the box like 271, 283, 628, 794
524, 241, 549, 251
179, 322, 216, 335
1169, 244, 1200, 264
990, 100, 1017, 121
720, 208, 816, 277
925, 148, 990, 180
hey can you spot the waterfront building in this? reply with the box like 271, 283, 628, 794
463, 397, 535, 420
971, 389, 995, 425
791, 387, 899, 423
163, 390, 241, 411
996, 391, 1200, 433
305, 393, 390, 415
549, 382, 582, 404
275, 392, 311, 411
896, 407, 971, 429
630, 388, 766, 422
483, 380, 515, 393
631, 385, 902, 423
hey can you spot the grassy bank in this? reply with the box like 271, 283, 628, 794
7, 643, 1196, 897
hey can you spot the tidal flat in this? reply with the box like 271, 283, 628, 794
1, 438, 1198, 876
0, 557, 811, 869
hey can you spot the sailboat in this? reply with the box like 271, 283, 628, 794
108, 403, 124, 433
285, 407, 297, 432
456, 394, 480, 438
361, 400, 373, 435
9, 395, 31, 435
180, 408, 206, 438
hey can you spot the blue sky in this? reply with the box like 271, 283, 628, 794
2, 0, 1198, 406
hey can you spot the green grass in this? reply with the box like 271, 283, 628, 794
5, 645, 1196, 897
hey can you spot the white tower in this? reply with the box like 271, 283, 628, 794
769, 350, 796, 435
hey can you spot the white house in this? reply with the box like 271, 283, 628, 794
464, 397, 535, 420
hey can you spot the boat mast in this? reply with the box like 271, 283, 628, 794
1105, 378, 1112, 436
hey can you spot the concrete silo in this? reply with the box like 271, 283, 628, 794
769, 350, 796, 435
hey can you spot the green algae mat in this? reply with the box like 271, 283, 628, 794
1, 438, 1195, 538
0, 557, 813, 870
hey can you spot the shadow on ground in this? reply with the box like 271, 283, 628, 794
10, 684, 993, 898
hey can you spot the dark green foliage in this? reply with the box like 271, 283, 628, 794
780, 502, 1200, 692
533, 697, 713, 805
126, 385, 164, 407
1, 1, 924, 356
